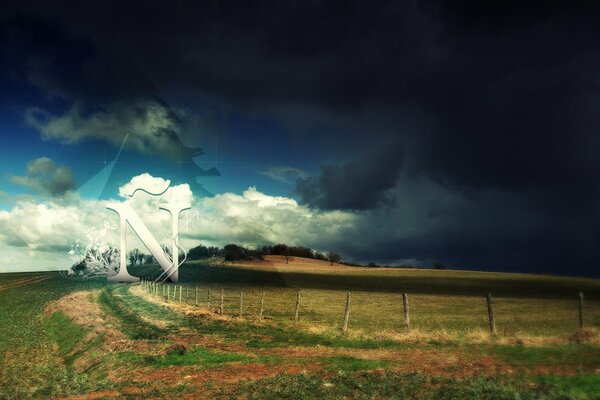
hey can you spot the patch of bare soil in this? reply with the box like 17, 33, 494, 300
567, 328, 600, 345
122, 361, 322, 396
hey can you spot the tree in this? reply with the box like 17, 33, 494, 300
223, 244, 247, 261
128, 248, 143, 266
327, 252, 341, 265
188, 244, 221, 260
271, 243, 290, 263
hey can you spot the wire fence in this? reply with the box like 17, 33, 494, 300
140, 279, 599, 337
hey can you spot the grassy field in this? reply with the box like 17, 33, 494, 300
0, 273, 107, 398
132, 258, 600, 338
0, 260, 599, 399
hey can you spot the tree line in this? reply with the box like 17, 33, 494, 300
187, 243, 342, 265
72, 242, 442, 272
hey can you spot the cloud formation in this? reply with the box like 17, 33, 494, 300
0, 174, 358, 272
296, 143, 404, 210
10, 157, 76, 197
259, 166, 308, 184
1, 2, 600, 275
24, 100, 205, 161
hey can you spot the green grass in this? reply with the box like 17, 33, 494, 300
534, 375, 600, 399
492, 344, 600, 369
322, 355, 390, 371
229, 371, 600, 400
0, 273, 103, 352
118, 346, 254, 368
0, 274, 109, 398
98, 285, 166, 339
2, 265, 600, 399
43, 311, 88, 357
115, 284, 410, 350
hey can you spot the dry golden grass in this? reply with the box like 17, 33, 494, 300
140, 283, 600, 345
133, 257, 600, 341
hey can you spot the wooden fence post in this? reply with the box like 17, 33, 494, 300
220, 289, 224, 315
195, 287, 198, 306
239, 291, 244, 316
294, 290, 301, 322
342, 292, 351, 333
207, 289, 211, 309
186, 287, 189, 302
259, 291, 265, 319
402, 293, 410, 330
579, 292, 585, 328
486, 292, 495, 334
167, 285, 170, 300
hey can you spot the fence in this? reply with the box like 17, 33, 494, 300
139, 279, 594, 336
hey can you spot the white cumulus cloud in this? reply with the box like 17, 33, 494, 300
0, 174, 359, 272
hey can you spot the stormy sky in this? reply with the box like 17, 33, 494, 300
1, 1, 599, 276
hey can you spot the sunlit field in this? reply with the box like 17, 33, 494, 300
133, 258, 600, 338
1, 261, 599, 398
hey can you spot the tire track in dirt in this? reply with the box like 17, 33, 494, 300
0, 274, 55, 292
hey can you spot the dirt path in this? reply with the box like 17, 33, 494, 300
127, 285, 509, 378
45, 284, 597, 399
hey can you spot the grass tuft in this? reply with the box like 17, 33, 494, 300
117, 346, 254, 368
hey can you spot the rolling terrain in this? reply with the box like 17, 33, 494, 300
0, 260, 599, 399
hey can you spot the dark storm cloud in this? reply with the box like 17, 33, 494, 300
1, 1, 600, 274
0, 15, 155, 102
0, 10, 218, 189
4, 0, 592, 201
296, 142, 404, 210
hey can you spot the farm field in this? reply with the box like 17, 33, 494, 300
136, 256, 600, 338
1, 259, 600, 399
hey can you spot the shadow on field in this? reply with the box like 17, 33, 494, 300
131, 263, 600, 299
